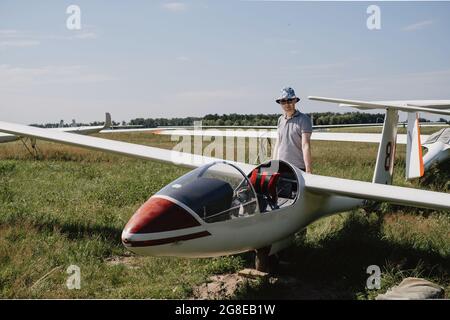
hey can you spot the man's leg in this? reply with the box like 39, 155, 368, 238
255, 246, 279, 273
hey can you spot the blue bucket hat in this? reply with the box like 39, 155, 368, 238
276, 87, 300, 104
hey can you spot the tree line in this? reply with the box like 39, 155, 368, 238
133, 113, 445, 127
131, 112, 390, 127
31, 112, 446, 128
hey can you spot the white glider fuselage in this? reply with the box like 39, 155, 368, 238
422, 128, 450, 170
121, 161, 363, 258
0, 134, 19, 144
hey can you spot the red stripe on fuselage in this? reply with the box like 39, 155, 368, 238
124, 231, 211, 247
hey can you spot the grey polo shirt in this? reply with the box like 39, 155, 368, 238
277, 110, 313, 169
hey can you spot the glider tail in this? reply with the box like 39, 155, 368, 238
372, 108, 399, 185
104, 112, 112, 129
365, 110, 424, 183
406, 112, 424, 180
308, 96, 450, 181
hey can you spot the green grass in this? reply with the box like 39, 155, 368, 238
0, 130, 448, 299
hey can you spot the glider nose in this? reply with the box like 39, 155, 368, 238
121, 196, 201, 247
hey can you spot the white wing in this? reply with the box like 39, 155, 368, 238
100, 128, 166, 133
155, 128, 427, 145
0, 120, 255, 173
304, 174, 450, 211
308, 96, 450, 116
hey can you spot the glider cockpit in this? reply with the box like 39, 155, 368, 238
155, 161, 260, 223
156, 160, 299, 221
121, 160, 299, 252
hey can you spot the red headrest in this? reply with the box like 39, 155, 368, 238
250, 169, 280, 202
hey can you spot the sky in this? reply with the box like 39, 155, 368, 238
1, 0, 450, 124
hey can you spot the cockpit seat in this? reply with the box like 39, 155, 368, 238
249, 169, 280, 211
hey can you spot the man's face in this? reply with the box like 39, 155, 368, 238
280, 99, 297, 113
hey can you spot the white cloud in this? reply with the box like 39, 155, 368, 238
73, 32, 97, 40
0, 64, 115, 88
176, 56, 190, 62
0, 28, 98, 49
0, 29, 19, 36
41, 30, 99, 41
403, 20, 434, 32
263, 37, 298, 46
0, 40, 40, 47
0, 29, 38, 47
162, 2, 187, 12
279, 62, 345, 79
174, 89, 254, 102
293, 63, 345, 71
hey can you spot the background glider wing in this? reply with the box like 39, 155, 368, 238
0, 113, 112, 144
154, 128, 425, 145
308, 96, 450, 116
0, 120, 255, 173
57, 112, 112, 134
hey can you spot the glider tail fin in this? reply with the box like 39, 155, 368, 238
372, 108, 399, 185
104, 112, 112, 129
406, 112, 424, 180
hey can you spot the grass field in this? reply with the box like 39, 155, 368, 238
0, 131, 448, 299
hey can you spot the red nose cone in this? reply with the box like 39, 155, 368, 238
124, 197, 200, 234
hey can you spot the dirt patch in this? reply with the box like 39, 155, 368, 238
193, 273, 250, 299
105, 254, 140, 269
192, 270, 349, 300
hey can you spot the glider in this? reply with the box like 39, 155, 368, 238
0, 112, 112, 144
308, 97, 450, 180
0, 104, 449, 271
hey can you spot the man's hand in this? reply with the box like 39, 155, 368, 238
302, 132, 312, 173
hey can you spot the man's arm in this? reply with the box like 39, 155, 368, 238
302, 132, 312, 173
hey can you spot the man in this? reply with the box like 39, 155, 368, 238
254, 87, 312, 273
273, 87, 312, 173
255, 87, 312, 272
